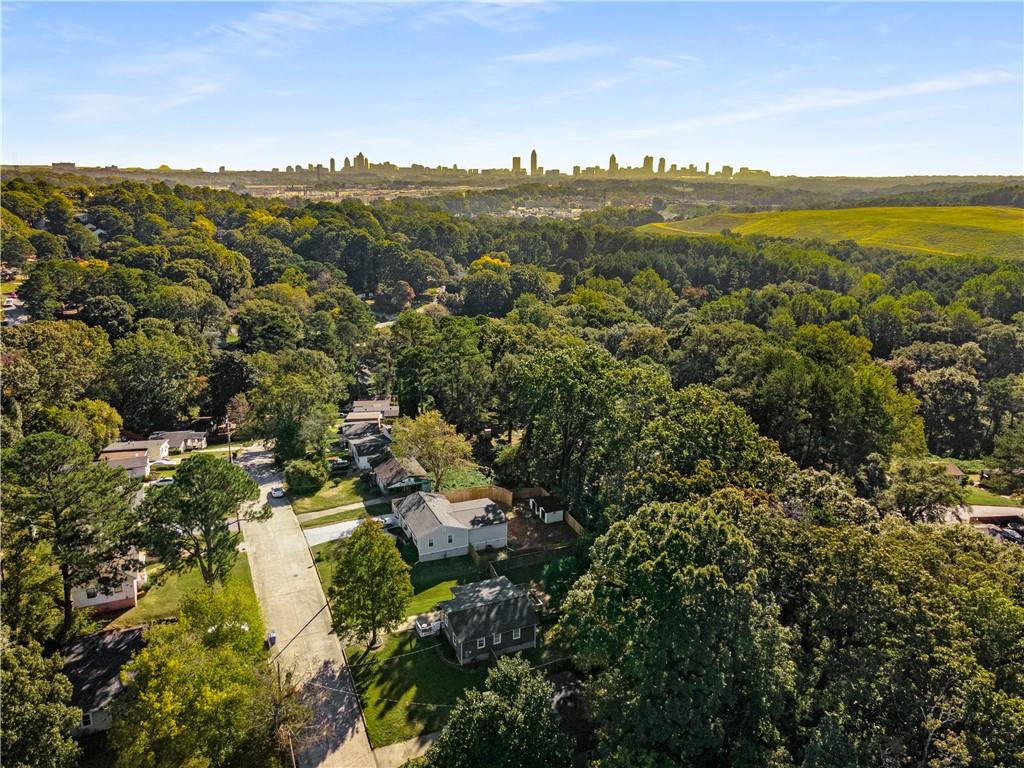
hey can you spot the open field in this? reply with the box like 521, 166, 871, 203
105, 552, 253, 629
640, 206, 1024, 259
345, 631, 488, 748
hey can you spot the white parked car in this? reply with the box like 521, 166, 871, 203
151, 477, 174, 486
269, 486, 285, 499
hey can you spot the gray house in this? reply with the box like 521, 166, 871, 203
370, 454, 431, 495
63, 627, 145, 735
439, 577, 538, 665
396, 492, 507, 561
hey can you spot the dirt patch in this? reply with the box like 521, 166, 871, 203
507, 508, 577, 551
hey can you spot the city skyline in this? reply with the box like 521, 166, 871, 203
2, 2, 1022, 176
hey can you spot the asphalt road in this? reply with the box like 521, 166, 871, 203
238, 448, 376, 767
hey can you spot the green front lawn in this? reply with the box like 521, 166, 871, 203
408, 556, 483, 616
965, 486, 1023, 508
1, 276, 26, 295
345, 631, 488, 748
106, 552, 254, 629
299, 503, 390, 529
290, 475, 381, 515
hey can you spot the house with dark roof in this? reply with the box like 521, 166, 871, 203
439, 576, 538, 665
351, 399, 401, 419
63, 627, 145, 735
395, 491, 507, 561
350, 433, 393, 470
370, 454, 431, 495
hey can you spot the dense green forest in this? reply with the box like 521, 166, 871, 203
2, 176, 1023, 767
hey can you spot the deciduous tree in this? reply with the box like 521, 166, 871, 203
391, 409, 472, 491
329, 518, 413, 648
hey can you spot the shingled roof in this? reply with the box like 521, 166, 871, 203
63, 627, 145, 713
441, 576, 538, 643
371, 454, 427, 488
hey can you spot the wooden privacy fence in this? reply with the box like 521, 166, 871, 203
512, 486, 550, 500
489, 543, 577, 580
442, 484, 513, 506
563, 511, 585, 535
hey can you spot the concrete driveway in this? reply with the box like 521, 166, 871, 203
304, 519, 363, 547
237, 448, 375, 767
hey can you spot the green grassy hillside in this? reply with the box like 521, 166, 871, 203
640, 205, 1024, 259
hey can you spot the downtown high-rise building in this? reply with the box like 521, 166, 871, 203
330, 157, 336, 173
608, 153, 618, 172
530, 149, 538, 175
512, 156, 522, 174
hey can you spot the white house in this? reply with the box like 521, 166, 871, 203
351, 399, 400, 419
350, 433, 393, 470
102, 439, 169, 463
71, 549, 148, 613
100, 450, 151, 479
148, 430, 207, 452
396, 492, 508, 562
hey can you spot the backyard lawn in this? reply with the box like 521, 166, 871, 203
438, 466, 490, 491
345, 631, 488, 748
290, 475, 381, 515
965, 486, 1022, 508
105, 552, 254, 629
408, 556, 482, 616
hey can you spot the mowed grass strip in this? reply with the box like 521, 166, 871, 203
640, 205, 1024, 260
345, 631, 488, 748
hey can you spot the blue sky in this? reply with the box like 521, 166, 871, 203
3, 2, 1022, 176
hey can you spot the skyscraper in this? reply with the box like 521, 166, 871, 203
642, 155, 654, 174
512, 156, 522, 174
657, 157, 666, 174
721, 165, 734, 178
608, 154, 618, 173
530, 149, 538, 175
330, 157, 336, 173
704, 161, 710, 175
344, 157, 351, 170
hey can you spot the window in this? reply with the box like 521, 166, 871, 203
81, 713, 92, 727
493, 632, 502, 645
476, 638, 486, 649
512, 628, 521, 640
113, 584, 123, 594
86, 587, 97, 599
447, 534, 453, 544
464, 647, 471, 659
428, 538, 434, 548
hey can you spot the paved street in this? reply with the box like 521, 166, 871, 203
238, 448, 376, 768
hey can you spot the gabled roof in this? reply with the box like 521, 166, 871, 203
372, 454, 428, 488
351, 434, 392, 458
149, 430, 206, 448
396, 492, 505, 538
102, 440, 167, 453
63, 627, 145, 712
345, 411, 382, 424
449, 498, 507, 527
441, 577, 538, 642
342, 421, 384, 441
352, 399, 400, 418
396, 492, 458, 538
101, 452, 150, 470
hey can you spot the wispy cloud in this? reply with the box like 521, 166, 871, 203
414, 2, 550, 33
626, 69, 1020, 136
501, 42, 614, 64
56, 93, 138, 123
